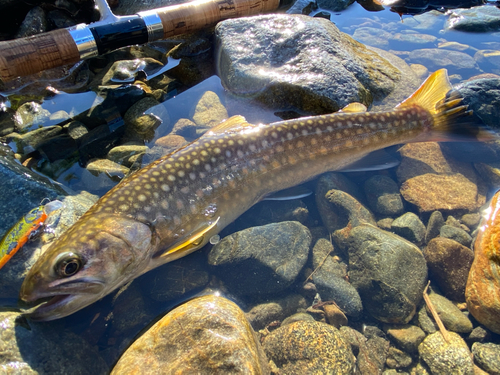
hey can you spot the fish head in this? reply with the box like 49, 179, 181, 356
20, 213, 155, 321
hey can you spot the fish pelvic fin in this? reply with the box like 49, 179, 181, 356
399, 69, 496, 142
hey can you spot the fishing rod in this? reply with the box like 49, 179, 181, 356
0, 0, 288, 83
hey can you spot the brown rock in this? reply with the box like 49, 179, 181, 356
170, 118, 198, 138
154, 134, 188, 149
262, 321, 354, 374
111, 295, 269, 374
424, 237, 474, 301
400, 174, 484, 213
397, 143, 486, 213
466, 191, 500, 334
323, 303, 348, 328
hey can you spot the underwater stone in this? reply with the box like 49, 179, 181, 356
384, 324, 426, 354
364, 175, 404, 217
408, 48, 479, 76
418, 331, 474, 375
472, 342, 500, 375
0, 312, 107, 374
191, 91, 228, 128
425, 210, 445, 243
391, 212, 426, 245
426, 292, 473, 333
262, 321, 354, 374
424, 237, 473, 302
208, 221, 311, 296
439, 225, 472, 247
312, 239, 362, 317
111, 295, 269, 374
357, 336, 390, 374
346, 224, 427, 324
245, 294, 308, 331
445, 5, 500, 32
15, 6, 47, 38
455, 77, 500, 130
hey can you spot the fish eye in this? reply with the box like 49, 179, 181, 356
55, 252, 83, 277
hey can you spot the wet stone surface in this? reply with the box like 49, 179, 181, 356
0, 312, 107, 374
208, 221, 311, 296
111, 295, 270, 374
262, 320, 355, 374
346, 224, 428, 323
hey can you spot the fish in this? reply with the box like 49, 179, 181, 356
466, 189, 500, 334
0, 200, 63, 271
19, 69, 490, 321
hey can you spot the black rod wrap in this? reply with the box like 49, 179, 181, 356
90, 18, 149, 55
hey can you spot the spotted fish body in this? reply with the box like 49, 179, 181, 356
20, 69, 484, 321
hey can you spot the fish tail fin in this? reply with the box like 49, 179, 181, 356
398, 69, 496, 141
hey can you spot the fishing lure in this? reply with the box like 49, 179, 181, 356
0, 200, 63, 270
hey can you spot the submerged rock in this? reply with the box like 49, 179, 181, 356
0, 312, 107, 374
346, 224, 428, 323
191, 90, 228, 128
408, 48, 479, 76
418, 331, 474, 375
262, 320, 354, 374
311, 238, 363, 317
111, 295, 269, 374
391, 212, 426, 245
384, 324, 426, 354
445, 5, 500, 32
208, 221, 311, 296
397, 143, 485, 213
424, 238, 473, 302
472, 342, 500, 375
426, 292, 473, 333
455, 77, 500, 129
216, 14, 412, 114
357, 336, 390, 374
364, 175, 404, 217
245, 294, 308, 331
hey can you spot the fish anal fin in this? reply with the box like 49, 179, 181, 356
397, 69, 452, 114
339, 102, 367, 113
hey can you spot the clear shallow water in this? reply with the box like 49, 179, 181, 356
0, 0, 499, 371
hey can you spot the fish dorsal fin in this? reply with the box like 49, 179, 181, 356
339, 102, 367, 113
202, 115, 256, 138
160, 217, 220, 259
339, 150, 400, 172
397, 69, 452, 114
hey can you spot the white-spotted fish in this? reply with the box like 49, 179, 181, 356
20, 69, 490, 320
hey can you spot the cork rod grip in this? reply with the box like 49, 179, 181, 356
0, 29, 80, 83
155, 0, 280, 38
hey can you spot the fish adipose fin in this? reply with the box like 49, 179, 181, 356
399, 69, 495, 142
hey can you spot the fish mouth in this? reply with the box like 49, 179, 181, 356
20, 294, 77, 321
19, 279, 106, 321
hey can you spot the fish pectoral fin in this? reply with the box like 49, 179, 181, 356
339, 102, 367, 113
202, 115, 257, 137
339, 149, 400, 172
160, 217, 220, 259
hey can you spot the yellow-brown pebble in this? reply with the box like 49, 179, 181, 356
111, 295, 269, 374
